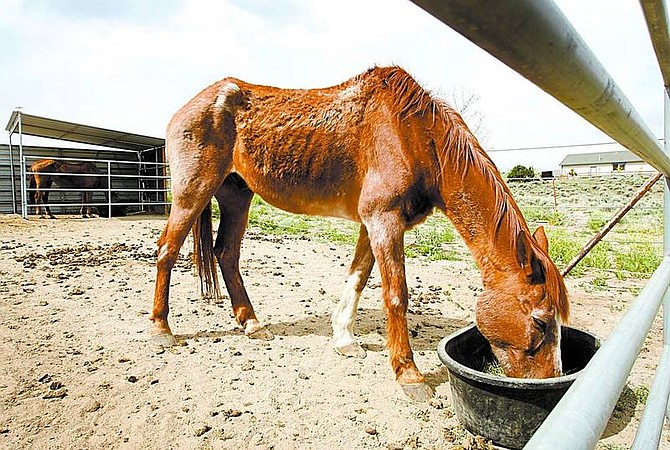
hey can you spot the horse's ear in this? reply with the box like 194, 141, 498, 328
515, 230, 546, 284
533, 226, 549, 253
515, 230, 532, 270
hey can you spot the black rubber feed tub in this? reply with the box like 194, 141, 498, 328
437, 325, 600, 449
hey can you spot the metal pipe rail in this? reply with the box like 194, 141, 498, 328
641, 0, 670, 87
23, 154, 168, 167
406, 0, 670, 448
526, 257, 670, 449
409, 0, 670, 177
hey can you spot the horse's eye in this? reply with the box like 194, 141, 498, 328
532, 316, 548, 334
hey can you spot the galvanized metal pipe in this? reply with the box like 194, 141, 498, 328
409, 0, 670, 176
107, 161, 112, 219
640, 0, 670, 87
18, 113, 27, 219
524, 257, 670, 450
632, 343, 670, 449
8, 133, 16, 214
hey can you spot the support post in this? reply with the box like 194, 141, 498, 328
8, 132, 16, 214
107, 161, 112, 219
18, 112, 27, 219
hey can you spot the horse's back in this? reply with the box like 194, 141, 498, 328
167, 67, 439, 220
30, 159, 57, 172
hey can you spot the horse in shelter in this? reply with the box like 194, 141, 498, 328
151, 66, 570, 401
28, 159, 126, 219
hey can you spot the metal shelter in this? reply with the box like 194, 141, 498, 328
4, 111, 168, 218
408, 0, 670, 448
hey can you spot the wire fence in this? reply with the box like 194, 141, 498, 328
231, 171, 664, 280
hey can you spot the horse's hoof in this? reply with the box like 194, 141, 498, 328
335, 342, 367, 358
49, 216, 56, 220
400, 382, 435, 402
246, 327, 274, 341
151, 332, 178, 347
245, 320, 274, 340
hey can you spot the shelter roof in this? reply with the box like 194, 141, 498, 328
560, 150, 643, 167
5, 111, 164, 152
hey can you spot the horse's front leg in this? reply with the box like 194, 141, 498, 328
364, 212, 434, 402
332, 224, 374, 358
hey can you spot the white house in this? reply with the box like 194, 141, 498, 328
560, 150, 654, 175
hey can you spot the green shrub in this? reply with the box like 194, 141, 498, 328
507, 165, 536, 181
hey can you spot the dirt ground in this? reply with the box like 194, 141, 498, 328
0, 214, 668, 450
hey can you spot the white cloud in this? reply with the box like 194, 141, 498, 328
0, 0, 664, 172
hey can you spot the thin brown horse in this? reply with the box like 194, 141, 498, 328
151, 66, 569, 401
28, 159, 124, 218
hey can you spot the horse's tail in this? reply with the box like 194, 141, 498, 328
192, 202, 221, 300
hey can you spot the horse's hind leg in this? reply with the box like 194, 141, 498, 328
152, 79, 240, 345
151, 189, 225, 346
151, 168, 230, 346
35, 191, 47, 219
213, 176, 273, 340
34, 178, 54, 219
332, 225, 374, 358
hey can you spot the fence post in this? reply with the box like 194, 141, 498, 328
552, 178, 557, 210
107, 161, 112, 219
18, 113, 28, 219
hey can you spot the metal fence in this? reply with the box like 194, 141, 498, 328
409, 0, 670, 448
20, 154, 170, 218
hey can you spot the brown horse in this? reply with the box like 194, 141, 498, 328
151, 66, 569, 401
28, 159, 125, 218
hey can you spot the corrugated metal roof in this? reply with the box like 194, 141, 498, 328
5, 111, 164, 152
560, 150, 643, 167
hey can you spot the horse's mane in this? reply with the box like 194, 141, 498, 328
368, 66, 569, 321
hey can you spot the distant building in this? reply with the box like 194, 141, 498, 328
560, 150, 654, 175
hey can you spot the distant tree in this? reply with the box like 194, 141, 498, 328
448, 88, 490, 147
507, 165, 536, 181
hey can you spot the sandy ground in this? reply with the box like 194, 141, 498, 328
0, 214, 668, 450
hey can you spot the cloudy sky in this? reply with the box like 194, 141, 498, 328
1, 0, 664, 171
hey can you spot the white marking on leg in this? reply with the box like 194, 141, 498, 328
332, 271, 364, 348
555, 314, 563, 374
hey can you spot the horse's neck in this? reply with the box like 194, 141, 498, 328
439, 161, 520, 284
